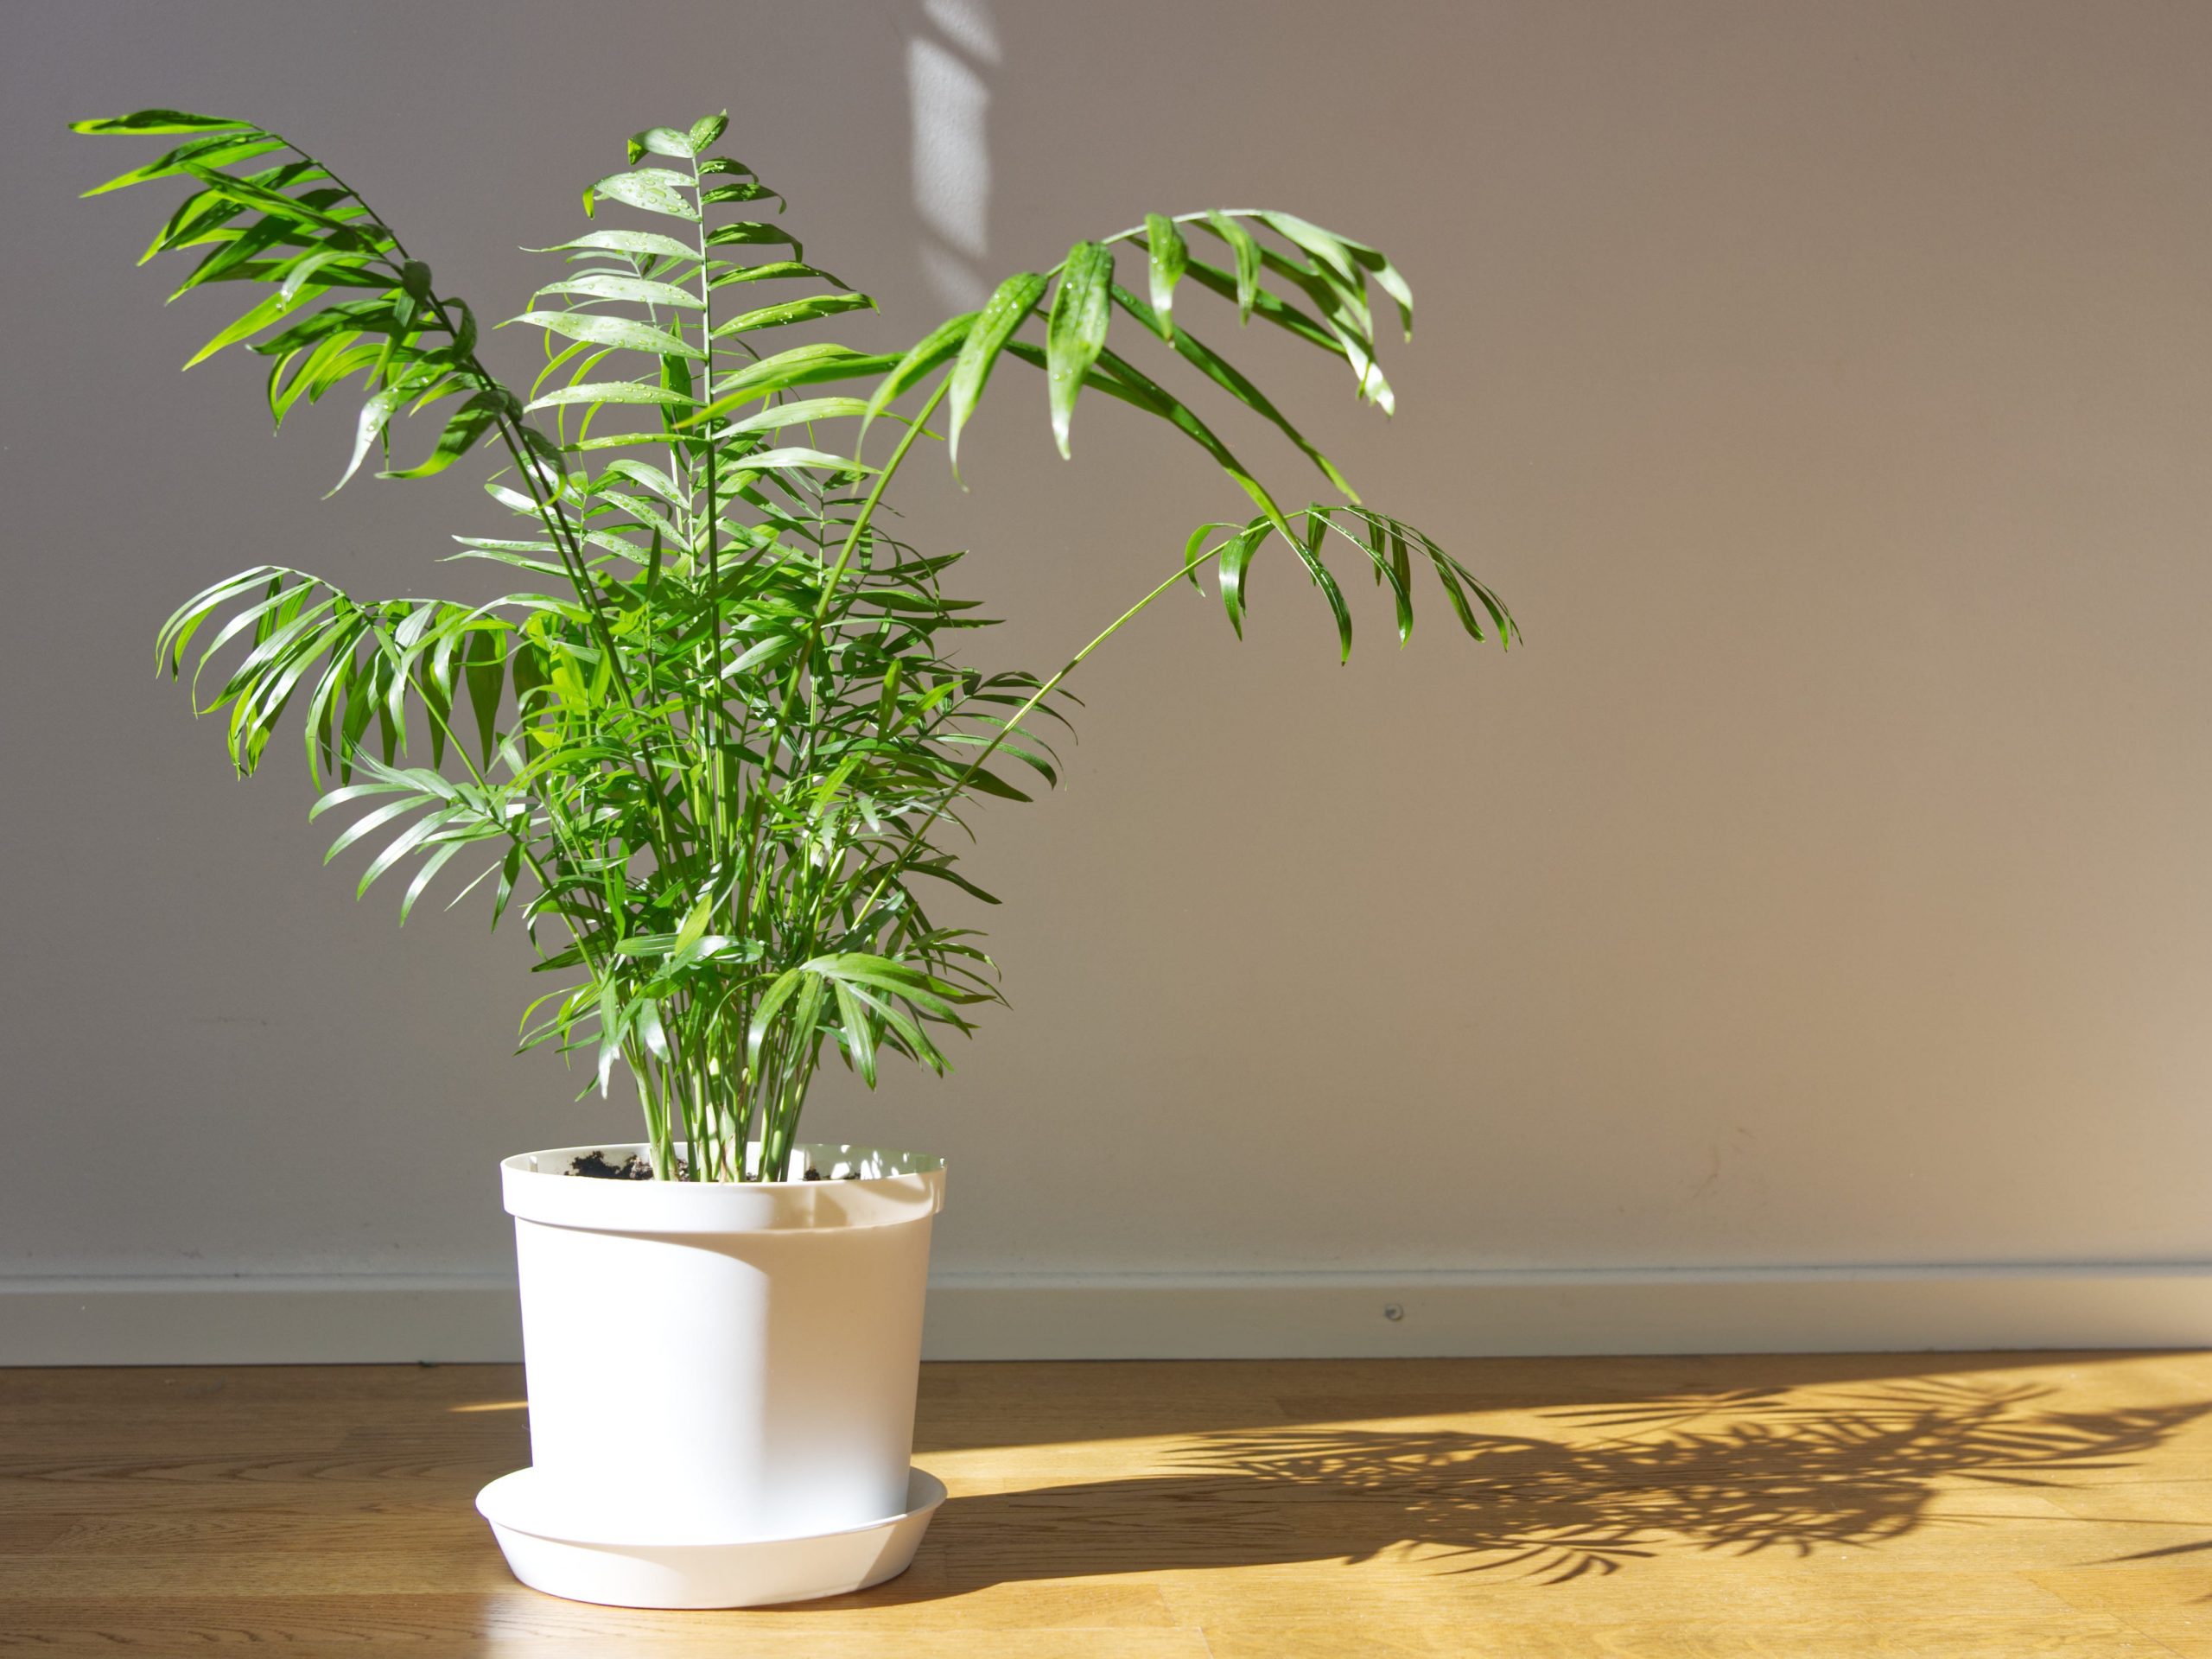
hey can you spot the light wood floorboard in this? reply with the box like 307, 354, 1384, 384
5, 1352, 2212, 1654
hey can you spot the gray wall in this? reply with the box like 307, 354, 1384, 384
5, 0, 2211, 1291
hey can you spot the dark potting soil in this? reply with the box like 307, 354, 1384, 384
563, 1151, 860, 1180
565, 1150, 673, 1180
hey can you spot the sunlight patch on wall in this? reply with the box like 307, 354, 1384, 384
908, 0, 999, 310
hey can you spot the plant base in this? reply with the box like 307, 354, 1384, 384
476, 1465, 946, 1608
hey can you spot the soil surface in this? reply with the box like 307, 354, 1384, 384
565, 1150, 677, 1180
563, 1151, 860, 1180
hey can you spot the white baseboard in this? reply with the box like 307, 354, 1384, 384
923, 1265, 2212, 1359
0, 1274, 524, 1366
5, 1263, 2212, 1365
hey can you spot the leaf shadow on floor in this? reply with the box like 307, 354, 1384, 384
836, 1376, 2212, 1600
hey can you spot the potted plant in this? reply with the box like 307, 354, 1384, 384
74, 106, 1516, 1607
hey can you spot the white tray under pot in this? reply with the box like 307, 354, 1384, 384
483, 1143, 950, 1606
478, 1465, 948, 1609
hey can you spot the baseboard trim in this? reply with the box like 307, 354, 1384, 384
5, 1263, 2211, 1365
922, 1265, 2212, 1360
0, 1274, 524, 1366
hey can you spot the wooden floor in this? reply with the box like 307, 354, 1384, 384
4, 1355, 2212, 1654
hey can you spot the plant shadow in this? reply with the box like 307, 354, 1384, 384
850, 1376, 2212, 1599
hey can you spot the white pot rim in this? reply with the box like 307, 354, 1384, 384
501, 1141, 945, 1235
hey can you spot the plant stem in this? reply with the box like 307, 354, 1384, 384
689, 152, 727, 866
846, 534, 1230, 935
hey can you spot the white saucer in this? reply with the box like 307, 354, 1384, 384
477, 1466, 947, 1608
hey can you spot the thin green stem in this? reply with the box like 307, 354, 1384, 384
689, 152, 728, 864
845, 535, 1230, 936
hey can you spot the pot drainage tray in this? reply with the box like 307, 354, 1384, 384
477, 1465, 947, 1608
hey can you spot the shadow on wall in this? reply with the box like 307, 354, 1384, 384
866, 1376, 2212, 1595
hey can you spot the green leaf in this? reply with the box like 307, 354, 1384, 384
635, 996, 670, 1062
702, 181, 780, 207
276, 246, 365, 302
1343, 241, 1413, 340
532, 272, 703, 310
139, 185, 244, 263
1144, 213, 1188, 338
71, 108, 253, 135
595, 981, 623, 1096
156, 567, 272, 676
512, 310, 705, 359
358, 806, 456, 899
1046, 241, 1114, 459
628, 126, 695, 161
830, 980, 878, 1088
706, 221, 802, 255
379, 391, 502, 480
804, 953, 959, 1002
601, 457, 685, 505
472, 843, 518, 932
688, 112, 730, 153
183, 283, 317, 369
734, 447, 872, 474
253, 295, 406, 358
309, 778, 412, 821
585, 168, 698, 221
1179, 519, 1230, 592
399, 840, 467, 924
1205, 213, 1262, 323
1371, 511, 1516, 645
420, 632, 454, 768
747, 968, 806, 1070
1218, 520, 1264, 637
672, 891, 715, 957
524, 229, 697, 262
324, 794, 427, 864
906, 859, 1002, 905
687, 344, 905, 423
789, 975, 827, 1062
947, 270, 1047, 478
728, 632, 802, 674
709, 260, 854, 291
1330, 509, 1415, 645
462, 629, 504, 767
956, 764, 1032, 803
525, 380, 698, 413
708, 291, 874, 339
719, 396, 869, 435
169, 213, 304, 300
1292, 508, 1354, 663
330, 383, 410, 495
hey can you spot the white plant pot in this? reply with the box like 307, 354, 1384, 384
476, 1141, 947, 1608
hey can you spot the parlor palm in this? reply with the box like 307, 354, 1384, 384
77, 106, 1515, 1181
